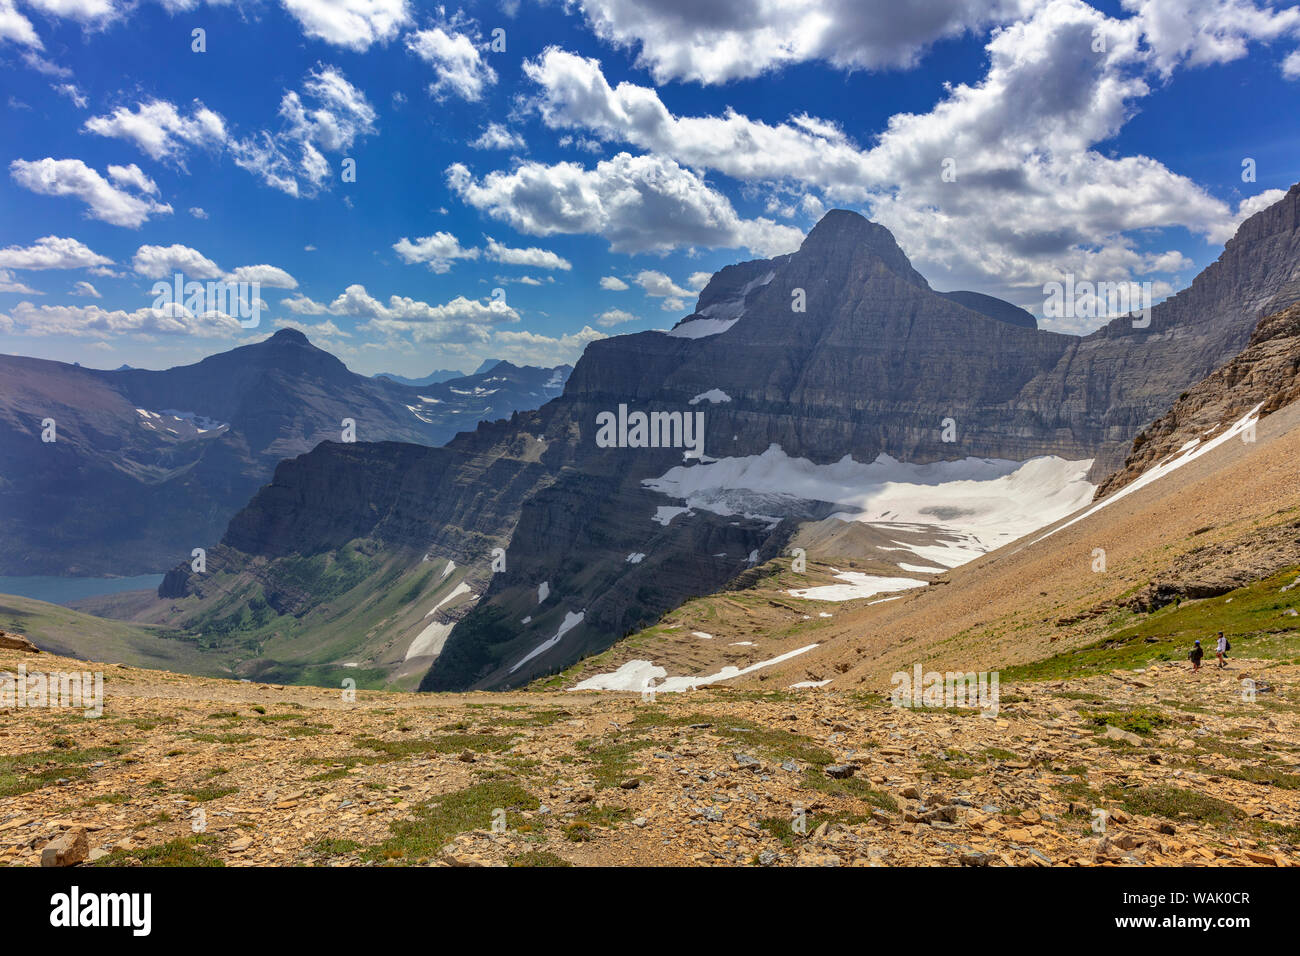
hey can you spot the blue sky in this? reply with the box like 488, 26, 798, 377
2, 0, 1299, 377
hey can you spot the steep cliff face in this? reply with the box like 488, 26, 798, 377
164, 187, 1300, 691
1025, 182, 1300, 478
560, 190, 1300, 471
1095, 301, 1300, 499
562, 214, 1071, 469
159, 415, 556, 594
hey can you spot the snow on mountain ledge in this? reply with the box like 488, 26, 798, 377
1033, 403, 1263, 546
663, 270, 778, 339
511, 610, 584, 674
666, 317, 739, 339
136, 408, 229, 439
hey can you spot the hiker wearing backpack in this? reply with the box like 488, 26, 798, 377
1189, 639, 1204, 671
1216, 631, 1229, 669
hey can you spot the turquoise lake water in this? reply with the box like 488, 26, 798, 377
0, 574, 164, 605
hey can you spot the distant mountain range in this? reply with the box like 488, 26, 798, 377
133, 184, 1300, 692
373, 369, 467, 387
0, 330, 570, 575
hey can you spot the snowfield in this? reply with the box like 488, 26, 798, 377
644, 444, 1095, 568
567, 445, 1100, 693
788, 572, 927, 602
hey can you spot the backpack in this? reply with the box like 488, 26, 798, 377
1225, 640, 1231, 652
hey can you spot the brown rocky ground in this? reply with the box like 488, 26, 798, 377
3, 644, 1297, 867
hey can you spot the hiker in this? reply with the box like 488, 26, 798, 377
1216, 631, 1228, 668
1189, 639, 1204, 671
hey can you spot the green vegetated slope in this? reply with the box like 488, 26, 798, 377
1003, 566, 1300, 681
6, 543, 473, 690
0, 594, 225, 677
161, 544, 470, 690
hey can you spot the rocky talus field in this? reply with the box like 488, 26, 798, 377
3, 641, 1297, 867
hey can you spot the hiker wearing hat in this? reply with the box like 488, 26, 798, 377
1216, 631, 1229, 668
1189, 639, 1204, 671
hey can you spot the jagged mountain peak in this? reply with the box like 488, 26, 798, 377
683, 210, 931, 333
225, 326, 347, 376
795, 208, 929, 289
801, 208, 888, 244
267, 327, 311, 345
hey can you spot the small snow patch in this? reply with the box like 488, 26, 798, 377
898, 562, 945, 574
424, 581, 472, 618
405, 621, 454, 661
570, 643, 818, 692
511, 610, 584, 674
666, 317, 738, 339
652, 506, 692, 526
689, 388, 731, 405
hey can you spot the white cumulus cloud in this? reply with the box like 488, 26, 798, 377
225, 264, 299, 289
485, 238, 571, 270
572, 0, 1036, 84
392, 232, 480, 273
84, 99, 227, 161
280, 0, 411, 51
406, 20, 497, 101
445, 153, 803, 256
132, 243, 223, 279
0, 235, 113, 270
10, 158, 172, 227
